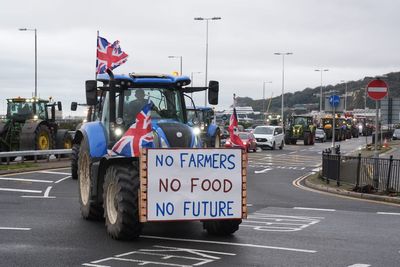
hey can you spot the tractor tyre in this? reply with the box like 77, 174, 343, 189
103, 163, 142, 240
203, 219, 241, 236
279, 140, 284, 150
304, 132, 310, 145
56, 130, 74, 158
71, 143, 80, 180
78, 139, 103, 220
35, 124, 53, 150
310, 133, 315, 145
291, 139, 297, 145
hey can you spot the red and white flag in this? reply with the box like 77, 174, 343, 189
228, 108, 244, 147
96, 36, 128, 74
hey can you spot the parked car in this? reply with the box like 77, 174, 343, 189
393, 128, 400, 140
253, 125, 284, 150
224, 132, 257, 152
315, 128, 327, 142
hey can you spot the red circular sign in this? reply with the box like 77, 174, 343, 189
367, 79, 388, 100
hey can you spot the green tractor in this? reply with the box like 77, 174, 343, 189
0, 97, 73, 160
284, 115, 316, 145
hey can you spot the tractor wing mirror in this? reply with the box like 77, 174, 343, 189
71, 102, 78, 111
57, 101, 62, 111
208, 80, 219, 105
85, 80, 98, 106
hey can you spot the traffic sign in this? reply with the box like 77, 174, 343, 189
367, 79, 388, 100
329, 95, 340, 107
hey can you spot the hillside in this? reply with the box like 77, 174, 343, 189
236, 71, 400, 112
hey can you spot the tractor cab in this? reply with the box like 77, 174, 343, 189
6, 97, 62, 123
186, 106, 220, 147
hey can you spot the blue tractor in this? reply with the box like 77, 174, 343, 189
186, 106, 221, 148
72, 72, 241, 239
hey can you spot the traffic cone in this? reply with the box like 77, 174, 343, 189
383, 138, 388, 148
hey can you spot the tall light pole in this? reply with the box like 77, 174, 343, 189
274, 52, 293, 125
19, 28, 37, 97
341, 80, 348, 111
168, 55, 183, 75
262, 81, 272, 122
315, 68, 329, 112
194, 16, 221, 106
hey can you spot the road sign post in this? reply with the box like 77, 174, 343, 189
329, 95, 340, 152
367, 79, 388, 188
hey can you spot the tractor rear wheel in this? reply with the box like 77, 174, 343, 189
78, 139, 103, 220
71, 143, 80, 180
103, 163, 142, 240
304, 132, 310, 145
35, 125, 53, 150
203, 219, 241, 236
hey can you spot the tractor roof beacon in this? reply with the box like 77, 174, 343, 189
72, 71, 243, 240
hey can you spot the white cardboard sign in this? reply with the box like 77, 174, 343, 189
146, 148, 243, 221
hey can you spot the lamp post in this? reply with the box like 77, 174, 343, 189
315, 68, 329, 112
274, 52, 293, 125
341, 80, 348, 111
194, 16, 221, 106
168, 55, 183, 75
19, 28, 37, 97
263, 81, 272, 122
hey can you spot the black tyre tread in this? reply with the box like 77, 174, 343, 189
78, 139, 103, 220
203, 219, 241, 236
103, 163, 142, 240
71, 143, 79, 180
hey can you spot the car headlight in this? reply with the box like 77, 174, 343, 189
193, 127, 201, 136
33, 115, 38, 120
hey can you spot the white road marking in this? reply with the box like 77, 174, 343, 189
141, 235, 317, 253
377, 212, 400, 216
39, 171, 71, 175
21, 186, 56, 199
55, 176, 71, 184
293, 207, 336, 212
254, 168, 272, 174
0, 227, 31, 231
289, 151, 297, 154
0, 188, 42, 193
44, 186, 52, 197
246, 204, 253, 207
82, 263, 109, 267
347, 264, 371, 267
0, 177, 53, 183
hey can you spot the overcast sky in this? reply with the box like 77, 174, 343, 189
1, 0, 399, 115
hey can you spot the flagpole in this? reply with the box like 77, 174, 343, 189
95, 30, 99, 80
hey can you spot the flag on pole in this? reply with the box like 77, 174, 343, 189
228, 107, 244, 147
96, 36, 129, 74
111, 102, 154, 157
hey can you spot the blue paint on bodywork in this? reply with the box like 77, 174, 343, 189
81, 122, 108, 157
207, 123, 218, 137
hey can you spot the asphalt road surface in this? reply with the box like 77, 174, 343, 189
1, 137, 399, 267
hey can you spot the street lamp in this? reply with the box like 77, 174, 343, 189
19, 28, 37, 97
274, 52, 293, 125
168, 55, 183, 76
262, 81, 272, 122
341, 80, 348, 111
194, 16, 221, 106
315, 68, 329, 112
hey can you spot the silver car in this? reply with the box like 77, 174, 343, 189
315, 128, 327, 142
393, 129, 400, 140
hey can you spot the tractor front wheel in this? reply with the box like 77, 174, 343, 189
103, 163, 142, 240
71, 143, 80, 180
203, 219, 242, 236
78, 139, 103, 220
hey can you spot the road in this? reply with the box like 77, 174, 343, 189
0, 137, 399, 267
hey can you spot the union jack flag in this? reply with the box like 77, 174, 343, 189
228, 107, 244, 147
96, 36, 129, 74
111, 102, 154, 157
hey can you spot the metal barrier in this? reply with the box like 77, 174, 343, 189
322, 152, 400, 194
0, 149, 72, 165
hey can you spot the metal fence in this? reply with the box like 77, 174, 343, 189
0, 149, 72, 165
322, 152, 400, 194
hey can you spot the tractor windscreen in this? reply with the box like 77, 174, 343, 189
122, 88, 184, 124
7, 100, 47, 120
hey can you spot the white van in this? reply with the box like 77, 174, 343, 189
253, 125, 284, 150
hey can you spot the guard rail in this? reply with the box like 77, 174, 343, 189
0, 149, 72, 164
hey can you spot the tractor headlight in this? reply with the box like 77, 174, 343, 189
33, 115, 38, 120
193, 127, 201, 136
200, 123, 205, 131
114, 127, 123, 137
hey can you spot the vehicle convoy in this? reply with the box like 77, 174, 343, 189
186, 106, 220, 147
72, 72, 244, 240
0, 97, 73, 159
321, 116, 347, 141
284, 115, 316, 145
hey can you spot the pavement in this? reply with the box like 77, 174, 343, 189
305, 138, 400, 205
